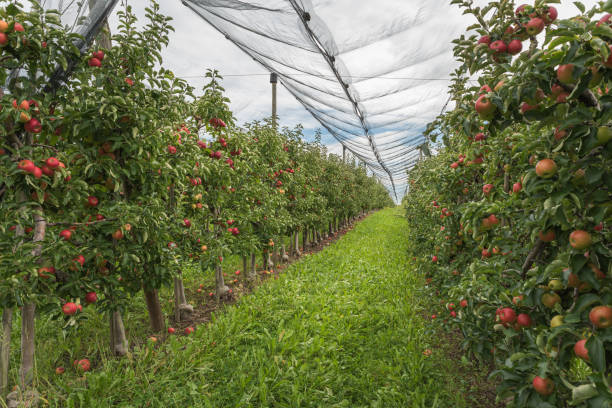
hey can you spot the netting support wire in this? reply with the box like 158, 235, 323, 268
287, 0, 398, 202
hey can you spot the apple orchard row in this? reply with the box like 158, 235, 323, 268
404, 2, 611, 407
0, 1, 393, 397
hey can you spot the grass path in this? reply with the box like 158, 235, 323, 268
51, 208, 469, 407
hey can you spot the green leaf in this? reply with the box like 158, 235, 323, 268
586, 336, 605, 372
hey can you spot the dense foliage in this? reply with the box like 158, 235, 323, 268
404, 1, 612, 406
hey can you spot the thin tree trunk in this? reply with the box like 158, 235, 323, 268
143, 289, 164, 332
18, 209, 46, 388
1, 308, 12, 397
242, 256, 247, 277
294, 231, 301, 257
248, 253, 257, 281
110, 311, 128, 356
281, 244, 289, 262
173, 274, 193, 322
215, 265, 230, 298
19, 303, 35, 387
302, 228, 307, 252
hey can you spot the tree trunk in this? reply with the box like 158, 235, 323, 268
19, 303, 35, 387
173, 274, 193, 322
242, 256, 247, 277
215, 265, 230, 298
1, 308, 12, 397
294, 231, 301, 257
281, 244, 289, 262
302, 228, 307, 252
329, 221, 333, 236
143, 289, 164, 332
248, 253, 257, 281
109, 311, 128, 356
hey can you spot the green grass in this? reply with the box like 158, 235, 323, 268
7, 208, 474, 407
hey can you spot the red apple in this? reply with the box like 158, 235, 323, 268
477, 35, 491, 45
59, 229, 72, 240
167, 327, 175, 334
516, 313, 532, 328
87, 196, 99, 207
498, 308, 517, 324
112, 229, 124, 240
556, 64, 575, 84
533, 376, 554, 396
574, 339, 589, 361
507, 39, 522, 55
535, 159, 557, 178
525, 18, 545, 36
475, 94, 496, 118
512, 182, 522, 193
62, 302, 78, 315
489, 40, 507, 53
538, 230, 555, 242
88, 57, 101, 67
589, 306, 612, 329
76, 358, 90, 372
569, 230, 591, 250
84, 292, 97, 304
184, 326, 194, 335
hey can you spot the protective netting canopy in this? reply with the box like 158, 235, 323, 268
181, 0, 472, 200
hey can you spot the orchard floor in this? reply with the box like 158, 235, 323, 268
22, 208, 498, 407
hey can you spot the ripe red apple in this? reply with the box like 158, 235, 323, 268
450, 162, 459, 169
538, 230, 555, 242
87, 196, 99, 207
574, 339, 589, 361
76, 358, 90, 372
62, 302, 78, 315
512, 182, 522, 193
515, 4, 528, 15
0, 32, 7, 46
569, 230, 591, 250
477, 35, 491, 45
525, 18, 545, 36
112, 229, 124, 240
516, 313, 532, 328
482, 183, 494, 195
183, 218, 191, 228
24, 118, 42, 133
589, 306, 612, 329
88, 57, 101, 67
512, 295, 524, 305
14, 23, 24, 32
507, 39, 522, 55
475, 95, 496, 118
167, 145, 177, 154
481, 248, 491, 258
84, 292, 97, 304
533, 376, 554, 396
167, 327, 175, 334
545, 7, 558, 24
460, 299, 468, 308
55, 366, 65, 375
498, 308, 517, 324
37, 266, 56, 279
489, 40, 507, 53
556, 64, 575, 84
59, 229, 72, 240
45, 157, 60, 170
535, 159, 557, 178
432, 255, 438, 263
18, 159, 36, 173
184, 326, 194, 335
92, 50, 104, 60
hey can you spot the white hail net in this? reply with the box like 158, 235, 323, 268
180, 0, 475, 200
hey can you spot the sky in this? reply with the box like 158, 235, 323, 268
69, 0, 601, 200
